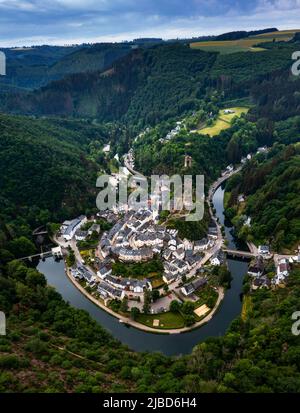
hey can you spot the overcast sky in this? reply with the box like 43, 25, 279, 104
0, 0, 300, 46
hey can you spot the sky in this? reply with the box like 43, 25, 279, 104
0, 0, 300, 46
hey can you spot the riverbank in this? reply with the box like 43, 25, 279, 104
65, 262, 225, 334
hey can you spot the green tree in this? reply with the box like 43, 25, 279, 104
170, 300, 181, 313
130, 307, 140, 321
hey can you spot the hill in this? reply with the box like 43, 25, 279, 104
190, 29, 300, 54
1, 44, 218, 125
214, 28, 278, 41
0, 43, 132, 91
225, 144, 300, 252
0, 40, 296, 127
0, 114, 110, 259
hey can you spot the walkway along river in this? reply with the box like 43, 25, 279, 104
37, 185, 248, 356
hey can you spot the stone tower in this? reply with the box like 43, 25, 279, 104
184, 155, 192, 168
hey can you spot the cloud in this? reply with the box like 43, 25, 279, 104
0, 0, 299, 46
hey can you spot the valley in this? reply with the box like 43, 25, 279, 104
0, 23, 300, 395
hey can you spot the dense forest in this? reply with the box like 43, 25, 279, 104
0, 43, 133, 90
0, 114, 113, 260
225, 144, 300, 252
0, 45, 218, 126
0, 257, 300, 392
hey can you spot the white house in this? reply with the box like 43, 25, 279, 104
210, 251, 225, 266
258, 245, 270, 256
63, 216, 87, 241
172, 248, 185, 260
277, 259, 289, 277
194, 238, 210, 252
97, 266, 112, 280
75, 230, 88, 241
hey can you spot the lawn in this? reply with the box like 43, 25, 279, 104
223, 192, 231, 209
194, 285, 218, 309
198, 107, 249, 137
241, 295, 253, 322
112, 260, 163, 279
136, 312, 185, 330
151, 277, 165, 289
190, 30, 300, 54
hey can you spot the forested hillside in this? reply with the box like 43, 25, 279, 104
1, 256, 300, 392
0, 43, 132, 90
1, 45, 217, 125
225, 144, 300, 252
0, 114, 111, 259
1, 41, 297, 128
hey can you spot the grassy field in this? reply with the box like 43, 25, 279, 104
136, 312, 185, 329
241, 295, 253, 322
190, 30, 300, 54
198, 107, 249, 137
151, 277, 165, 289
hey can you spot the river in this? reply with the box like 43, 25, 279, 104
37, 185, 248, 356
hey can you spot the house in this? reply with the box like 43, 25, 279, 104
248, 257, 264, 278
252, 276, 271, 290
277, 259, 289, 277
97, 281, 124, 300
77, 264, 96, 285
97, 266, 112, 280
210, 250, 225, 266
226, 164, 234, 173
224, 109, 235, 115
208, 222, 218, 240
163, 248, 173, 261
75, 229, 88, 241
103, 143, 111, 153
186, 252, 203, 269
181, 283, 194, 296
238, 195, 245, 203
244, 216, 251, 227
258, 245, 270, 256
172, 259, 189, 274
70, 268, 83, 280
163, 271, 177, 284
194, 238, 210, 252
63, 215, 87, 241
181, 278, 207, 296
88, 223, 101, 236
183, 238, 194, 250
257, 146, 268, 154
52, 246, 62, 258
116, 247, 154, 262
172, 248, 185, 260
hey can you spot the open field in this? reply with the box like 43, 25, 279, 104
136, 312, 185, 329
198, 107, 249, 137
190, 30, 300, 54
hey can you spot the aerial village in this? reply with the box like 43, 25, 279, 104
53, 141, 300, 330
